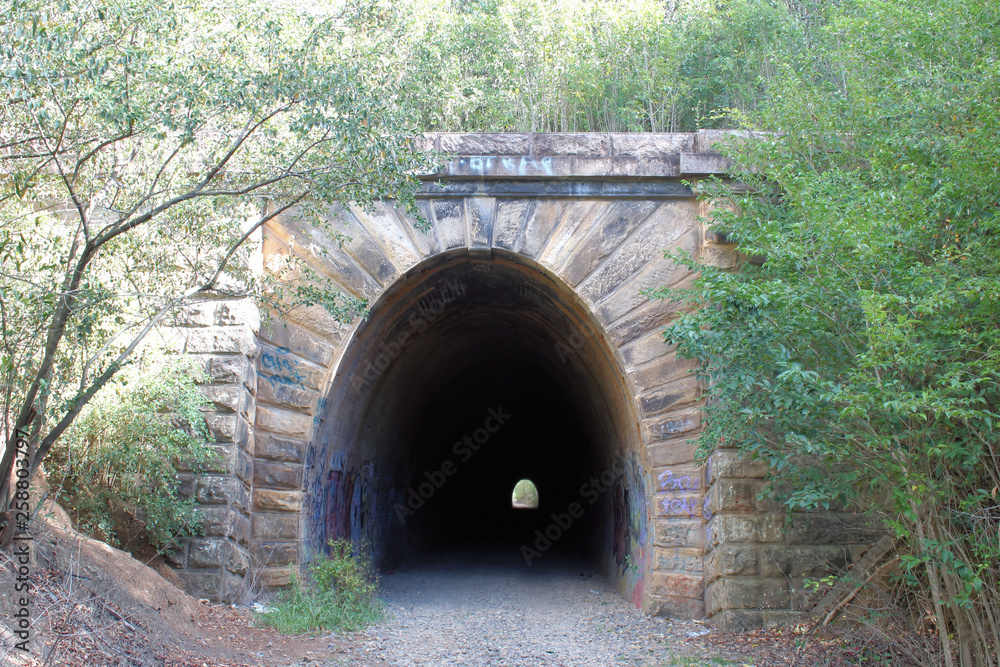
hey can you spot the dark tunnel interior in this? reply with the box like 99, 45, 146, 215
309, 249, 642, 586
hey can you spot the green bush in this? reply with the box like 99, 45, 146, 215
47, 358, 216, 553
257, 539, 383, 634
653, 1, 1000, 663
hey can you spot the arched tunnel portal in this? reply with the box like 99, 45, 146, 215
172, 132, 879, 628
308, 250, 648, 597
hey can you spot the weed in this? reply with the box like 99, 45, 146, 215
256, 539, 383, 634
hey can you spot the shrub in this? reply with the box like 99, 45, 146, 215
47, 358, 216, 553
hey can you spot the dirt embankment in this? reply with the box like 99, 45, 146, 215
0, 502, 349, 667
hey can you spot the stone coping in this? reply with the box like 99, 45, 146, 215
420, 131, 745, 181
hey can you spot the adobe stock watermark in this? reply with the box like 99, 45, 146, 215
8, 425, 33, 653
520, 468, 617, 566
393, 406, 512, 522
554, 329, 589, 363
363, 279, 466, 381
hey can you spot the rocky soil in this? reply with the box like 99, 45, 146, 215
2, 517, 874, 667
342, 549, 727, 667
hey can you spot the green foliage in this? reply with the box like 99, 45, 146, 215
657, 0, 1000, 662
512, 478, 538, 506
47, 358, 216, 552
0, 0, 433, 526
374, 0, 803, 132
258, 539, 382, 634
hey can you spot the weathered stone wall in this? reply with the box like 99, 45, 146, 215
704, 446, 880, 630
159, 297, 258, 601
166, 132, 876, 629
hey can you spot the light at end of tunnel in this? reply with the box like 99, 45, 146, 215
512, 478, 539, 509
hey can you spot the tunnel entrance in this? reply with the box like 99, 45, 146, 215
307, 249, 649, 599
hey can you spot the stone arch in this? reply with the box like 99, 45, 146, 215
249, 133, 713, 617
307, 248, 647, 594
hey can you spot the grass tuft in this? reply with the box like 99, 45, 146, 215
256, 539, 383, 634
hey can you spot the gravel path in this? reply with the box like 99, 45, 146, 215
343, 550, 725, 667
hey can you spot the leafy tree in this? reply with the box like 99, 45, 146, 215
655, 0, 1000, 663
0, 0, 433, 543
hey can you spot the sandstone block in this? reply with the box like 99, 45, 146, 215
196, 476, 235, 505
259, 322, 335, 367
198, 354, 250, 384
713, 481, 758, 513
655, 492, 706, 520
232, 481, 251, 516
710, 609, 764, 632
709, 514, 784, 547
437, 133, 531, 155
254, 461, 303, 489
466, 196, 494, 248
258, 344, 327, 391
252, 513, 299, 540
432, 199, 467, 250
785, 513, 882, 545
533, 133, 610, 157
176, 299, 259, 329
201, 384, 250, 413
189, 539, 228, 568
705, 578, 790, 616
705, 546, 758, 580
650, 571, 705, 600
254, 434, 308, 463
694, 129, 756, 153
226, 545, 252, 576
256, 406, 312, 439
184, 326, 257, 356
700, 244, 739, 268
680, 152, 733, 175
205, 413, 237, 442
234, 449, 253, 484
251, 541, 301, 566
637, 378, 702, 419
653, 519, 705, 549
194, 507, 236, 537
758, 545, 849, 578
609, 133, 695, 158
647, 409, 702, 440
652, 547, 705, 573
173, 571, 221, 600
645, 595, 706, 619
253, 489, 303, 513
257, 374, 320, 411
707, 449, 769, 483
649, 438, 700, 468
258, 566, 295, 588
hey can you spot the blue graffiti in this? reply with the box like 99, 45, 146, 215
261, 348, 307, 388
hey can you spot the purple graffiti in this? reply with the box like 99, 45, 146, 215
658, 470, 700, 492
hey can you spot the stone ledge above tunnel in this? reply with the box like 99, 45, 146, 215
418, 131, 737, 181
